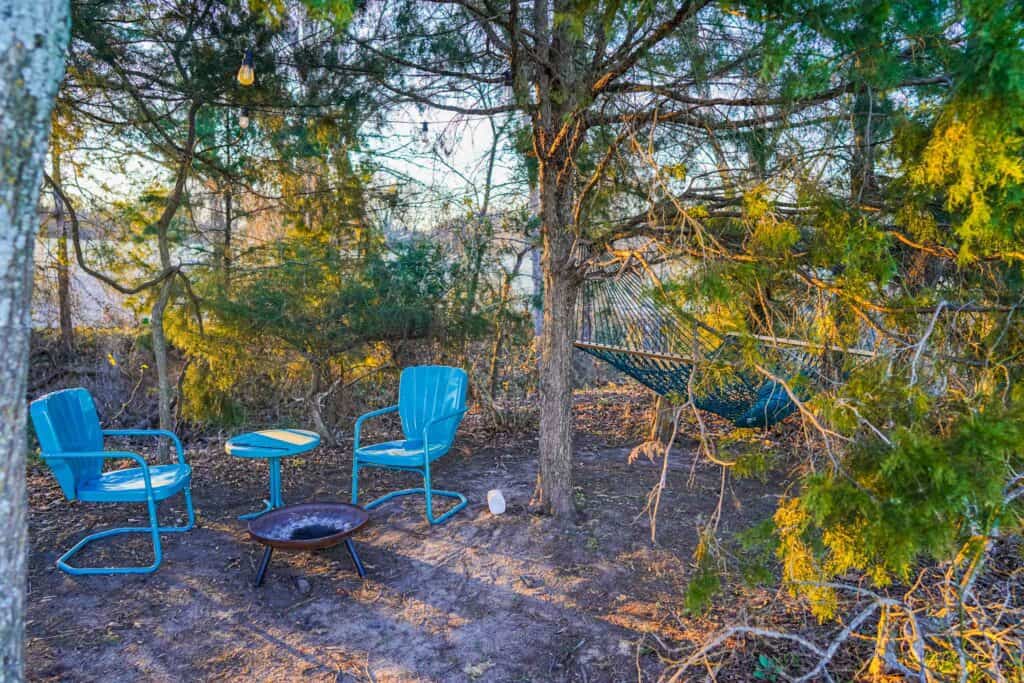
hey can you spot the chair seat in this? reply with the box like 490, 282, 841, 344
355, 440, 450, 467
78, 464, 192, 503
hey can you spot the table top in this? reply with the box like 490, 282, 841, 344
225, 429, 321, 459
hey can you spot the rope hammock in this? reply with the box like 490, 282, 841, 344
574, 266, 874, 429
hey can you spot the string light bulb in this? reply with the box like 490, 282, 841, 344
419, 120, 429, 143
237, 48, 255, 86
239, 107, 250, 129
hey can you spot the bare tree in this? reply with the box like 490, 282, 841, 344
342, 0, 928, 518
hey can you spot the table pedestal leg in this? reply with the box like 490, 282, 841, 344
344, 538, 366, 578
239, 458, 284, 520
268, 458, 284, 508
254, 547, 273, 587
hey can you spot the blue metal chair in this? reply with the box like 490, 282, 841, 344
29, 388, 195, 575
352, 365, 469, 524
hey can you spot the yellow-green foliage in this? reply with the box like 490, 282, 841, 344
777, 393, 1024, 620
913, 104, 1024, 262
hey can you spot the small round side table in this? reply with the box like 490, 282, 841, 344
226, 429, 320, 519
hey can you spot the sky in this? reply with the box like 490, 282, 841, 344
359, 107, 527, 232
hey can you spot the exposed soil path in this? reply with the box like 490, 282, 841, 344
26, 386, 787, 682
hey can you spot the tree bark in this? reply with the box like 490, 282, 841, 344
0, 1, 69, 678
535, 249, 578, 518
533, 153, 580, 518
530, 0, 585, 520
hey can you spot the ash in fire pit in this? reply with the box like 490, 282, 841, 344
247, 502, 369, 586
266, 515, 355, 542
290, 523, 347, 540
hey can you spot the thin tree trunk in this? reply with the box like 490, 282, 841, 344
223, 188, 232, 293
487, 251, 526, 399
151, 277, 174, 450
851, 87, 880, 203
306, 360, 336, 446
0, 2, 69, 678
51, 144, 73, 351
649, 394, 678, 445
528, 185, 543, 337
458, 235, 486, 364
486, 306, 506, 400
149, 102, 198, 445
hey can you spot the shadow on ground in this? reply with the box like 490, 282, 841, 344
26, 385, 784, 682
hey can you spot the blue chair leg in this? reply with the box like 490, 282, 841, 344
57, 486, 195, 576
423, 457, 467, 524
363, 460, 467, 525
351, 460, 361, 505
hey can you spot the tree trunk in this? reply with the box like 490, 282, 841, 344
0, 2, 69, 678
151, 277, 174, 450
222, 188, 232, 293
649, 394, 679, 445
533, 157, 579, 519
851, 87, 881, 203
535, 260, 577, 518
51, 144, 73, 351
148, 102, 197, 450
305, 359, 336, 446
530, 0, 584, 520
528, 185, 543, 337
487, 252, 526, 400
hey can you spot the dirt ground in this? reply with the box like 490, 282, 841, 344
25, 385, 820, 682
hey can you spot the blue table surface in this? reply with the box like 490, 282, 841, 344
225, 429, 321, 459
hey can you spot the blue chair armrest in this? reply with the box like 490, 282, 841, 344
103, 429, 186, 464
43, 450, 156, 497
354, 405, 399, 451
421, 408, 468, 455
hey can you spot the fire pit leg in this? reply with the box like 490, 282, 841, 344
255, 547, 273, 587
344, 539, 366, 578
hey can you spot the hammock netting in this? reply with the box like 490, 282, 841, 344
574, 268, 828, 428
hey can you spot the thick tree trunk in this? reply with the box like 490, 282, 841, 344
533, 158, 579, 519
530, 0, 584, 520
0, 2, 69, 678
535, 261, 577, 518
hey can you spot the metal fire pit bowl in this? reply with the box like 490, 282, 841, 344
246, 502, 369, 586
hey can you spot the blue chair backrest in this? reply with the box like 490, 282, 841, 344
398, 366, 468, 446
30, 388, 104, 500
